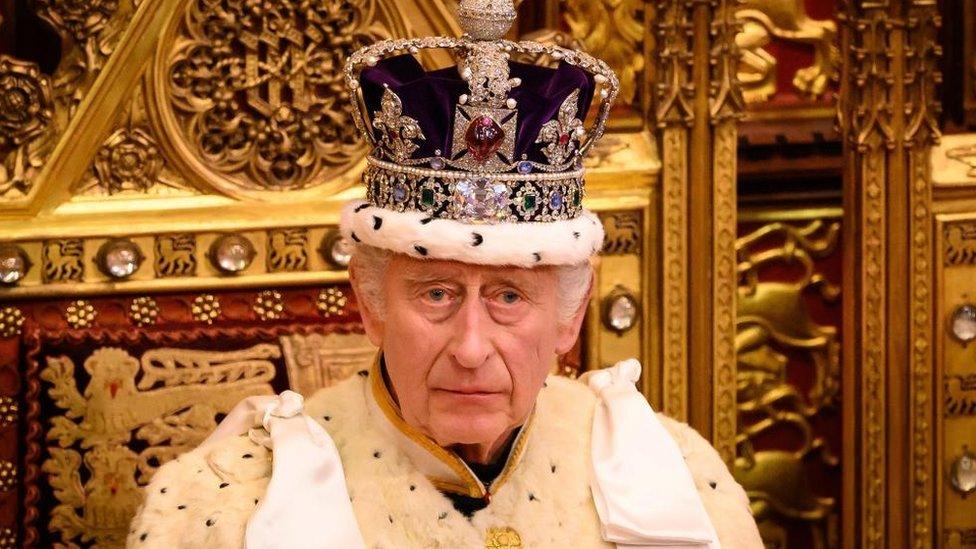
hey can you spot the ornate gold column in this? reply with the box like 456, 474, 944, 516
654, 0, 743, 459
838, 1, 941, 547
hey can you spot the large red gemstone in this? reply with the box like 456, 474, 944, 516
464, 116, 505, 163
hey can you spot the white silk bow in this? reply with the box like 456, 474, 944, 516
587, 359, 720, 548
200, 391, 366, 549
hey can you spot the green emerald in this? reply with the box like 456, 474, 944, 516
572, 188, 581, 206
421, 188, 435, 206
523, 194, 537, 211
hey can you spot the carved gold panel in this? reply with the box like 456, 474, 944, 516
736, 0, 839, 105
938, 216, 976, 548
41, 344, 278, 545
735, 213, 843, 549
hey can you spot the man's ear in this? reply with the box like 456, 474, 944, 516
348, 259, 385, 347
554, 268, 594, 355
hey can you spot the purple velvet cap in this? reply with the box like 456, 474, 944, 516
359, 54, 596, 164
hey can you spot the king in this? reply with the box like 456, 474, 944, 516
127, 1, 762, 547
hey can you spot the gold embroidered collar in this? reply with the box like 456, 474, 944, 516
366, 352, 534, 499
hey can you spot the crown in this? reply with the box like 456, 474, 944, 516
342, 0, 619, 226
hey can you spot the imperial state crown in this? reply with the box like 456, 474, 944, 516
339, 0, 619, 267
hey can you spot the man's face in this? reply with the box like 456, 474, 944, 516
354, 254, 586, 461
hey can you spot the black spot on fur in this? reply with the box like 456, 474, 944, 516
323, 415, 331, 421
388, 515, 394, 524
140, 533, 148, 542
242, 453, 253, 459
528, 493, 538, 502
160, 487, 167, 494
254, 498, 259, 505
409, 485, 416, 491
372, 216, 383, 230
177, 505, 186, 510
373, 451, 382, 458
357, 369, 369, 377
420, 217, 434, 225
351, 232, 361, 243
573, 231, 580, 239
551, 465, 557, 473
414, 245, 428, 256
206, 519, 215, 527
533, 252, 542, 262
709, 481, 718, 489
354, 203, 370, 213
438, 512, 448, 520
219, 482, 229, 489
472, 232, 483, 246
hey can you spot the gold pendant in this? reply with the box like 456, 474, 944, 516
485, 526, 523, 548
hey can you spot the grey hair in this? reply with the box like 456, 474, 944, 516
350, 244, 592, 324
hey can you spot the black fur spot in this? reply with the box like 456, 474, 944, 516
206, 519, 215, 527
409, 485, 416, 491
254, 498, 259, 505
709, 481, 718, 489
372, 216, 383, 230
357, 369, 369, 377
177, 505, 186, 510
140, 533, 148, 542
388, 515, 394, 524
160, 487, 167, 494
420, 217, 434, 225
472, 232, 483, 246
219, 482, 229, 489
242, 453, 253, 459
323, 415, 331, 421
438, 512, 448, 520
354, 203, 370, 213
573, 231, 580, 239
551, 465, 557, 473
373, 451, 382, 458
528, 493, 538, 502
532, 252, 542, 262
414, 245, 428, 256
351, 232, 361, 243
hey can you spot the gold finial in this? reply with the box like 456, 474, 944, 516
458, 0, 516, 40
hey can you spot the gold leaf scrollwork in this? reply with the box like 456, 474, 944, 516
735, 1, 839, 103
735, 219, 842, 548
161, 0, 388, 192
562, 0, 643, 107
279, 331, 375, 394
267, 228, 309, 273
41, 345, 278, 545
0, 56, 55, 200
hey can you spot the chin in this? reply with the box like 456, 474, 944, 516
429, 413, 508, 447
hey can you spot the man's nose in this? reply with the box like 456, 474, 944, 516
450, 296, 493, 369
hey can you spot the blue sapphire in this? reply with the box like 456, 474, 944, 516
549, 191, 563, 210
393, 184, 408, 202
517, 161, 533, 174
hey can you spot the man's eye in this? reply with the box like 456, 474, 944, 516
500, 291, 521, 304
428, 289, 447, 301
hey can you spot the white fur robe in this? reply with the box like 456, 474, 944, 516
126, 372, 762, 548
